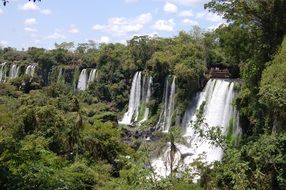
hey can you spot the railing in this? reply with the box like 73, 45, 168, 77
209, 68, 230, 78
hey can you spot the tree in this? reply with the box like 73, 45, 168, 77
128, 36, 156, 70
55, 42, 75, 51
206, 0, 286, 135
206, 0, 286, 61
259, 37, 286, 132
81, 121, 126, 164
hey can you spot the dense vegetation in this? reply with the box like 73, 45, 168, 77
0, 0, 286, 189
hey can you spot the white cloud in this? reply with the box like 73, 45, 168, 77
207, 23, 226, 30
24, 18, 38, 33
125, 0, 138, 3
178, 10, 193, 17
20, 2, 40, 11
20, 2, 52, 15
34, 39, 41, 44
29, 33, 38, 38
92, 24, 105, 30
170, 0, 209, 5
0, 41, 8, 47
41, 9, 52, 15
24, 27, 38, 33
47, 32, 66, 40
100, 36, 110, 43
147, 32, 159, 38
0, 9, 3, 14
24, 18, 37, 26
153, 19, 176, 32
92, 13, 152, 36
131, 31, 158, 38
68, 25, 79, 34
196, 11, 224, 23
182, 18, 199, 25
164, 2, 178, 13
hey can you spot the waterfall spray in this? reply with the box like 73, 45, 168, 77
139, 76, 153, 124
0, 62, 7, 82
119, 71, 142, 125
57, 68, 63, 83
25, 65, 36, 77
9, 64, 20, 79
152, 79, 240, 178
157, 76, 176, 132
77, 69, 88, 91
87, 69, 97, 88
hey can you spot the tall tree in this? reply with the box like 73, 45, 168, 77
206, 0, 286, 62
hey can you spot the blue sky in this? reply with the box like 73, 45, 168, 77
0, 0, 225, 49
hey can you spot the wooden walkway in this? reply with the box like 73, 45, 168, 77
209, 68, 230, 78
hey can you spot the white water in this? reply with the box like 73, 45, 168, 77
87, 69, 97, 88
9, 64, 20, 79
25, 65, 36, 77
77, 69, 88, 91
0, 62, 7, 82
152, 79, 240, 178
57, 68, 63, 83
77, 69, 97, 90
165, 77, 176, 132
119, 72, 142, 125
157, 76, 176, 132
139, 76, 153, 124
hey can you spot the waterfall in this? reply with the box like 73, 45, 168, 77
16, 66, 20, 78
181, 93, 201, 134
57, 68, 63, 83
25, 65, 36, 77
119, 71, 142, 125
77, 69, 88, 91
9, 64, 20, 79
77, 69, 97, 90
139, 76, 152, 124
0, 62, 7, 82
165, 77, 176, 132
87, 69, 97, 88
152, 79, 240, 178
157, 76, 176, 132
183, 79, 239, 162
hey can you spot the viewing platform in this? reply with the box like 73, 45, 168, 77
209, 67, 230, 78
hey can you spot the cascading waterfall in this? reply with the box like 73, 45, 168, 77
77, 69, 97, 90
139, 76, 152, 124
157, 76, 176, 132
152, 79, 240, 178
165, 77, 176, 131
9, 64, 20, 79
87, 69, 97, 87
16, 65, 20, 78
0, 62, 8, 82
77, 69, 88, 91
57, 68, 63, 83
25, 65, 36, 77
156, 77, 170, 129
119, 72, 142, 125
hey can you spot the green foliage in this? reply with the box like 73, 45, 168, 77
81, 121, 126, 163
0, 83, 133, 189
260, 37, 286, 118
1, 2, 286, 187
210, 134, 286, 190
206, 0, 286, 59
